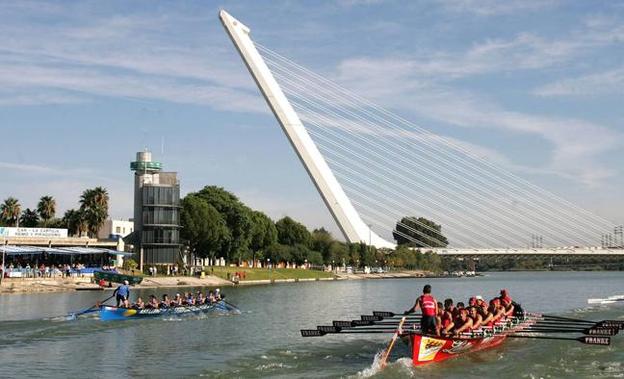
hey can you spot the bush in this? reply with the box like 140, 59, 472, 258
123, 258, 138, 271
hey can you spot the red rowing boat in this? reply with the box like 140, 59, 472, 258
408, 317, 535, 365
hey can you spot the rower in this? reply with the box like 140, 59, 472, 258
197, 291, 205, 305
208, 291, 216, 303
215, 288, 222, 301
468, 306, 483, 330
435, 301, 444, 335
404, 284, 439, 336
453, 308, 473, 336
440, 299, 455, 335
158, 294, 170, 309
133, 297, 145, 310
113, 280, 130, 308
499, 289, 515, 317
146, 295, 159, 309
174, 293, 183, 306
185, 292, 195, 305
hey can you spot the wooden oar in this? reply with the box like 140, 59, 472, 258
379, 317, 406, 368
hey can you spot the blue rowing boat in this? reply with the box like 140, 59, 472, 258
99, 301, 240, 321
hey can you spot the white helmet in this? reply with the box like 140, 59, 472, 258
123, 280, 129, 285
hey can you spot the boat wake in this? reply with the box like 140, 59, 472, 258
353, 353, 415, 378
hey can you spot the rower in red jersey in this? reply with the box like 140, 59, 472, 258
468, 306, 483, 330
439, 298, 455, 335
405, 284, 439, 335
453, 308, 473, 336
499, 289, 515, 317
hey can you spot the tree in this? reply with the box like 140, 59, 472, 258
180, 195, 230, 261
393, 216, 449, 248
275, 216, 311, 246
63, 209, 88, 237
20, 208, 39, 227
311, 228, 334, 263
37, 195, 56, 227
80, 187, 109, 237
193, 186, 252, 262
0, 197, 21, 226
265, 243, 292, 264
249, 211, 278, 263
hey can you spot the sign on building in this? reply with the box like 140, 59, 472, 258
0, 227, 68, 238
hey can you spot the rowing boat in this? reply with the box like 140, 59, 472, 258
99, 300, 239, 321
301, 309, 620, 368
94, 270, 143, 285
409, 317, 534, 365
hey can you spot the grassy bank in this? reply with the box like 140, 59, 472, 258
207, 267, 335, 282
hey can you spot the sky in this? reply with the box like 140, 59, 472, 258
0, 0, 622, 240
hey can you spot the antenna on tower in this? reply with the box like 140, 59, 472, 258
161, 136, 165, 155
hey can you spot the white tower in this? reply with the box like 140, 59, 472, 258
220, 10, 394, 248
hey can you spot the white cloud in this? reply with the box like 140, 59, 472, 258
436, 0, 558, 16
535, 66, 624, 97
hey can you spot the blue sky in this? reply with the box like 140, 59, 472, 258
0, 0, 622, 238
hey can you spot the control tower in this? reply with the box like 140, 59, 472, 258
130, 150, 181, 270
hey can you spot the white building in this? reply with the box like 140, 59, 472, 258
98, 219, 134, 241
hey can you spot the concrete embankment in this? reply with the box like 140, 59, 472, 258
0, 270, 434, 295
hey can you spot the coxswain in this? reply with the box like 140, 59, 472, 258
453, 308, 473, 336
113, 280, 130, 308
440, 299, 455, 335
404, 284, 439, 336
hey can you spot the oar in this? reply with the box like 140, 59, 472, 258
68, 294, 114, 320
379, 317, 406, 368
507, 334, 611, 346
519, 327, 618, 336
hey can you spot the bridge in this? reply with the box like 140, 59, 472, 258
220, 11, 622, 257
432, 247, 624, 258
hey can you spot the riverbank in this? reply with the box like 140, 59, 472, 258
0, 268, 448, 295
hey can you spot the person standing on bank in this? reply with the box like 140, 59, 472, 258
404, 284, 439, 336
113, 280, 130, 308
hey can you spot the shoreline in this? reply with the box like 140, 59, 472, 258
0, 270, 442, 295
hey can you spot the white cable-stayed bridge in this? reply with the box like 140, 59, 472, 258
220, 11, 624, 258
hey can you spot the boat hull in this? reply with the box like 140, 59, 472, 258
99, 301, 239, 321
409, 318, 534, 365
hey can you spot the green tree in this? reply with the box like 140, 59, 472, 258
63, 209, 88, 237
393, 216, 449, 248
180, 194, 230, 261
307, 250, 324, 265
249, 211, 278, 263
80, 187, 109, 237
311, 228, 334, 263
265, 243, 292, 264
275, 216, 311, 246
20, 208, 39, 227
37, 195, 56, 227
1, 197, 21, 226
328, 241, 349, 267
193, 186, 252, 262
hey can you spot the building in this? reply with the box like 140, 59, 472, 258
97, 219, 134, 241
130, 150, 181, 269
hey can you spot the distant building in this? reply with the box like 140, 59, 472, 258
97, 219, 134, 241
130, 150, 181, 269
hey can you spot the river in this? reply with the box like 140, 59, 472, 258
0, 271, 623, 378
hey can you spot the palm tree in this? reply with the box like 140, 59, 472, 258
37, 196, 56, 227
20, 208, 39, 227
1, 197, 21, 227
80, 187, 109, 237
63, 209, 88, 237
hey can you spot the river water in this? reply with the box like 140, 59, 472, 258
0, 272, 623, 378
